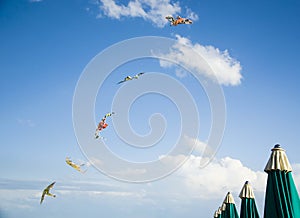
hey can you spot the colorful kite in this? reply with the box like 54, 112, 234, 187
165, 15, 192, 26
65, 157, 87, 173
40, 181, 56, 204
117, 72, 145, 84
95, 112, 114, 139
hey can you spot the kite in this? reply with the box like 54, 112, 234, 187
95, 112, 115, 139
65, 157, 87, 173
117, 72, 145, 84
165, 15, 192, 26
104, 112, 114, 118
40, 181, 56, 204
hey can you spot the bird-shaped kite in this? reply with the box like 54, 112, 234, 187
117, 72, 145, 84
95, 112, 115, 139
40, 181, 56, 204
65, 157, 87, 173
165, 15, 192, 26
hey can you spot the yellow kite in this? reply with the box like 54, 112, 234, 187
40, 181, 56, 204
117, 72, 145, 84
65, 157, 87, 173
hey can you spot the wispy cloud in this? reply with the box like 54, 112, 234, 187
0, 178, 43, 190
96, 0, 197, 27
175, 68, 187, 78
156, 35, 243, 86
158, 136, 208, 166
0, 189, 39, 211
1, 157, 299, 216
0, 178, 147, 213
29, 0, 43, 3
56, 189, 145, 199
183, 135, 208, 155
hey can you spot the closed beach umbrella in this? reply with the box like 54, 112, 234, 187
214, 209, 220, 218
221, 203, 226, 218
213, 206, 223, 218
239, 181, 260, 218
218, 206, 224, 218
264, 144, 300, 218
222, 192, 240, 218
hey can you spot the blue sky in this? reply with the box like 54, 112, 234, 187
1, 0, 300, 217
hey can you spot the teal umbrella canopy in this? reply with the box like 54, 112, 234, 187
239, 181, 260, 218
222, 192, 240, 218
264, 144, 300, 218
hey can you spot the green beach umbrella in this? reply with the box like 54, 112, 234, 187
213, 205, 224, 218
222, 192, 240, 218
239, 181, 260, 218
264, 144, 300, 218
218, 206, 224, 218
214, 209, 220, 218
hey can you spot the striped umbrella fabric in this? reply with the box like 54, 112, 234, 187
263, 144, 300, 218
239, 181, 260, 218
222, 192, 240, 218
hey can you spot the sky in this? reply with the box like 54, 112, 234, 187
0, 0, 300, 217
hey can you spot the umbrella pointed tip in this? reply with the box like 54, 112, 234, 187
245, 181, 249, 184
274, 144, 281, 148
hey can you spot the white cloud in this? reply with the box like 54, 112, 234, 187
154, 136, 268, 200
0, 189, 38, 210
161, 155, 267, 199
91, 190, 146, 198
1, 159, 299, 216
186, 7, 198, 21
0, 179, 148, 209
175, 68, 187, 78
56, 189, 144, 198
158, 136, 208, 167
97, 0, 197, 27
110, 167, 148, 177
157, 35, 243, 86
183, 135, 208, 155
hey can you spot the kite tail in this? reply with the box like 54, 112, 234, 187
81, 169, 88, 174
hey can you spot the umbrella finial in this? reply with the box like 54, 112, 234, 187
245, 181, 249, 184
274, 144, 281, 148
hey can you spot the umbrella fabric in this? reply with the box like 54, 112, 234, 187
239, 181, 260, 218
217, 206, 223, 218
222, 192, 240, 218
264, 144, 300, 218
214, 209, 220, 218
223, 204, 240, 218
